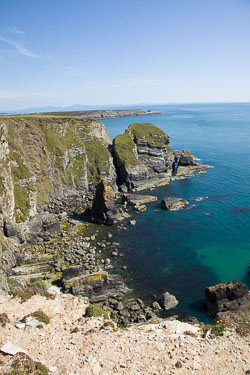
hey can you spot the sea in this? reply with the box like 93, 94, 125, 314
101, 103, 250, 322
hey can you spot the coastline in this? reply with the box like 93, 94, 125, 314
0, 109, 161, 119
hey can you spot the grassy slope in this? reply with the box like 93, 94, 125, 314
0, 116, 111, 222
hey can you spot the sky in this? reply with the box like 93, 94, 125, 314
0, 0, 250, 110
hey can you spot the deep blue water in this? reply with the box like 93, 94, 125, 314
102, 103, 250, 321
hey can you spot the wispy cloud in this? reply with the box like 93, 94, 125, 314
0, 36, 39, 59
7, 26, 25, 36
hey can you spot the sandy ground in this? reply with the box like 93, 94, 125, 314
0, 291, 249, 375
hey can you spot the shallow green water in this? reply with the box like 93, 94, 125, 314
102, 103, 250, 321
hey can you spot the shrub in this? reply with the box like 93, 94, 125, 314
0, 312, 10, 327
202, 320, 226, 338
28, 310, 50, 325
85, 305, 106, 318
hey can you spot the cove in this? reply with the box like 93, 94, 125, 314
102, 103, 250, 321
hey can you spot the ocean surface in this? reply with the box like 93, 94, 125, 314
102, 103, 250, 321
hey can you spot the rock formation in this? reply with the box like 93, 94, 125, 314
113, 123, 173, 191
205, 280, 250, 315
161, 197, 189, 210
90, 178, 129, 225
62, 266, 129, 303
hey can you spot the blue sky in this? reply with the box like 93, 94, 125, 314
0, 0, 250, 110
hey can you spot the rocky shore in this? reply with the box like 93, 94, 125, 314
0, 116, 249, 373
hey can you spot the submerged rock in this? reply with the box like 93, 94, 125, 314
161, 197, 189, 210
205, 280, 250, 315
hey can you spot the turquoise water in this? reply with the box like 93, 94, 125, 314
102, 103, 250, 321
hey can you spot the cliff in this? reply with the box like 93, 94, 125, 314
0, 117, 207, 237
0, 116, 116, 243
113, 122, 173, 191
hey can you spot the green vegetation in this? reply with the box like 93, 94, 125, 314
28, 310, 50, 324
13, 184, 30, 223
34, 362, 49, 375
113, 133, 139, 168
0, 115, 113, 222
85, 304, 107, 318
10, 151, 32, 182
128, 123, 168, 147
0, 312, 10, 327
7, 280, 54, 302
7, 352, 49, 375
0, 176, 5, 195
85, 138, 111, 182
202, 320, 226, 338
2, 242, 8, 252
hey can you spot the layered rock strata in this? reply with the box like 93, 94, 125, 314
0, 116, 116, 240
113, 123, 173, 191
205, 280, 250, 315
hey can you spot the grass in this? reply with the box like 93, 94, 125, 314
0, 176, 5, 195
113, 133, 139, 168
13, 184, 30, 223
202, 320, 226, 338
8, 280, 55, 303
0, 115, 112, 220
28, 310, 50, 324
85, 304, 107, 318
128, 123, 169, 147
129, 122, 165, 137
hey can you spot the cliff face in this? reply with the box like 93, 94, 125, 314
113, 123, 173, 191
0, 117, 202, 240
0, 116, 116, 239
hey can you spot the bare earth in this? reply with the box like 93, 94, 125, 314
0, 291, 249, 375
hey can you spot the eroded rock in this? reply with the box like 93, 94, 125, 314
62, 267, 129, 303
205, 280, 250, 315
161, 197, 189, 210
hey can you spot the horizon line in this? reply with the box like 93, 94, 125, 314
1, 100, 250, 114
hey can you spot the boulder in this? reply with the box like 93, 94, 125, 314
3, 222, 21, 240
205, 280, 250, 315
123, 193, 158, 206
26, 213, 60, 244
161, 197, 189, 210
160, 291, 179, 310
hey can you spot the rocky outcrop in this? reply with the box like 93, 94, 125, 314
161, 197, 189, 210
62, 266, 129, 303
205, 280, 250, 315
113, 123, 173, 191
76, 109, 161, 119
123, 193, 157, 212
174, 149, 197, 166
90, 178, 129, 225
